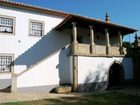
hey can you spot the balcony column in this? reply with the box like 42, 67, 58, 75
118, 31, 124, 54
89, 26, 95, 53
71, 22, 78, 55
72, 22, 78, 43
105, 28, 110, 54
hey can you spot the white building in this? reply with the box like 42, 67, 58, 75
0, 1, 137, 93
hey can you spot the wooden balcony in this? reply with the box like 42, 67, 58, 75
71, 43, 126, 56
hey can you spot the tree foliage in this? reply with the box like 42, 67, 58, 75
122, 41, 134, 48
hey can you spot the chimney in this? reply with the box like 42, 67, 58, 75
105, 12, 110, 23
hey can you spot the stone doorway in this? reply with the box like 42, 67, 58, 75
108, 63, 124, 88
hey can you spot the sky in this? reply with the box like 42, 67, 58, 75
13, 0, 140, 42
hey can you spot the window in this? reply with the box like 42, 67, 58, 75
0, 17, 14, 33
0, 55, 13, 72
29, 20, 44, 36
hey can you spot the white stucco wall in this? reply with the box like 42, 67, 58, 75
17, 51, 60, 88
0, 74, 11, 89
0, 6, 64, 59
0, 6, 72, 90
78, 56, 133, 84
17, 47, 72, 88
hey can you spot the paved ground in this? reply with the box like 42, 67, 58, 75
118, 86, 140, 96
0, 86, 140, 104
0, 92, 76, 104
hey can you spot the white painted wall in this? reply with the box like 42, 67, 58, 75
17, 46, 72, 88
78, 56, 133, 84
0, 6, 72, 90
0, 74, 11, 89
0, 6, 64, 60
17, 51, 60, 88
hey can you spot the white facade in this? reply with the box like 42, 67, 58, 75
0, 5, 72, 92
0, 2, 134, 92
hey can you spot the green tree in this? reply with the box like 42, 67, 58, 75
123, 41, 133, 48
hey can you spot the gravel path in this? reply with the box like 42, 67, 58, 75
0, 86, 140, 104
0, 92, 76, 104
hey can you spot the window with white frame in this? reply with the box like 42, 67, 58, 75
29, 21, 43, 36
0, 55, 12, 72
0, 17, 14, 33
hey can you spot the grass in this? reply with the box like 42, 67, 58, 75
1, 91, 140, 105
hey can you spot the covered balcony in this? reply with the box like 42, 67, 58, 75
55, 14, 136, 57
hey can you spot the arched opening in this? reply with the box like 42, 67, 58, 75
108, 63, 124, 88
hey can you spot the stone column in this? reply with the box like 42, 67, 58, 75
118, 31, 123, 47
105, 28, 110, 46
72, 22, 78, 43
105, 29, 110, 54
118, 31, 124, 54
11, 69, 17, 93
71, 22, 78, 55
89, 26, 95, 53
89, 26, 95, 45
71, 22, 78, 92
72, 56, 78, 92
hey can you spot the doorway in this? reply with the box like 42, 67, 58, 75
108, 63, 124, 87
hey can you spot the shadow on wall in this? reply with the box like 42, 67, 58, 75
79, 57, 134, 92
56, 46, 71, 85
14, 30, 70, 73
79, 63, 108, 92
0, 79, 11, 90
121, 58, 133, 85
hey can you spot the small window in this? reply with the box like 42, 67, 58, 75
0, 55, 13, 72
0, 17, 14, 33
29, 21, 44, 36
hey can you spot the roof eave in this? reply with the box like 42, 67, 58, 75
0, 0, 69, 17
55, 14, 138, 35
